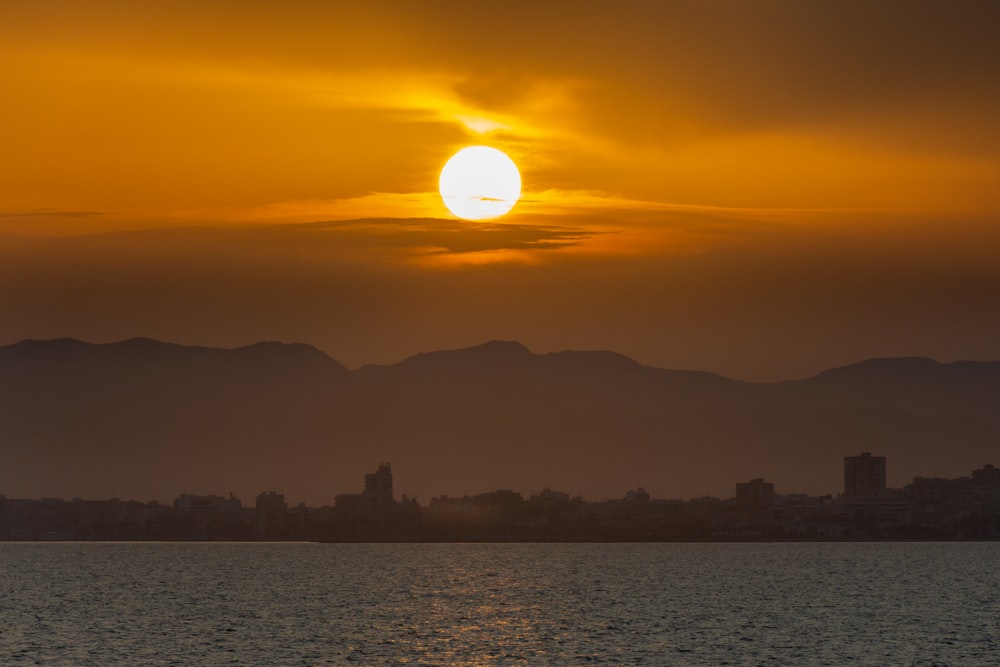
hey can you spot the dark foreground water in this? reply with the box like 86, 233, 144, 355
1, 542, 997, 666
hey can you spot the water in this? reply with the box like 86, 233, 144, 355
1, 542, 997, 665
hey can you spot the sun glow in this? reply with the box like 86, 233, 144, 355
439, 146, 522, 220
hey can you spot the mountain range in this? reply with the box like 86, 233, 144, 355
2, 338, 998, 505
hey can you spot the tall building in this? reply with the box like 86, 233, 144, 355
334, 463, 397, 532
254, 491, 287, 539
844, 452, 887, 497
364, 462, 393, 501
255, 491, 287, 513
735, 478, 775, 510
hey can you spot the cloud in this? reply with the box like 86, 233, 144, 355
2, 1, 999, 385
19, 217, 595, 264
0, 209, 111, 218
5, 2, 999, 219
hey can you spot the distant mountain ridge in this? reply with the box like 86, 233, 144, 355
1, 338, 998, 505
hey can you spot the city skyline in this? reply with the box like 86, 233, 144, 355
4, 459, 998, 542
3, 453, 996, 508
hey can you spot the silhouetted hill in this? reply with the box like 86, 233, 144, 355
1, 339, 998, 504
771, 356, 1000, 413
803, 356, 1000, 394
0, 338, 351, 502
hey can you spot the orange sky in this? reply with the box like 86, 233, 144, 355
3, 1, 999, 380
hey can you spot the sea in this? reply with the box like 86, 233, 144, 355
1, 542, 997, 666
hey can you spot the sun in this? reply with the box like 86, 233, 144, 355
439, 146, 521, 220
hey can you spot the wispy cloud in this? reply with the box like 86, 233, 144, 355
0, 209, 112, 218
43, 217, 596, 266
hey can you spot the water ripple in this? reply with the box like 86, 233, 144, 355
0, 542, 997, 665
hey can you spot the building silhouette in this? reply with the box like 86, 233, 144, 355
169, 493, 246, 538
364, 462, 393, 501
736, 478, 775, 511
844, 452, 887, 497
3, 459, 998, 541
254, 491, 287, 538
335, 462, 398, 534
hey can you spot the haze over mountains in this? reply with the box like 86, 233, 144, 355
1, 338, 998, 505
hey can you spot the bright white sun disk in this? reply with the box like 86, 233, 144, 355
439, 146, 521, 220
